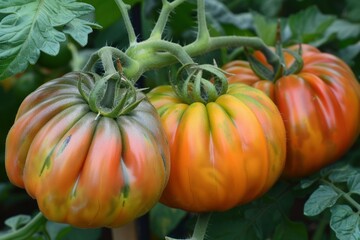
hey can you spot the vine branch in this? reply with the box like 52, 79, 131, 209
321, 179, 360, 213
0, 212, 47, 240
150, 0, 186, 40
114, 0, 137, 45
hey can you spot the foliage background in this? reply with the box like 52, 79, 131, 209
0, 0, 359, 239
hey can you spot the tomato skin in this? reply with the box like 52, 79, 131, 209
223, 44, 360, 178
147, 84, 286, 212
5, 72, 170, 228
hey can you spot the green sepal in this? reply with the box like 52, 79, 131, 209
84, 72, 143, 118
283, 45, 304, 75
171, 63, 229, 104
245, 48, 276, 80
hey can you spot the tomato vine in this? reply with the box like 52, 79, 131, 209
0, 0, 360, 239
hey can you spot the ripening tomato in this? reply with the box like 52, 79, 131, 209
5, 72, 170, 228
147, 83, 286, 212
223, 44, 360, 178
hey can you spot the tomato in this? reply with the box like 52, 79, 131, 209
147, 83, 286, 212
223, 44, 360, 178
5, 72, 170, 228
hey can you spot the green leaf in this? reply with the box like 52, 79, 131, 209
328, 20, 360, 40
45, 221, 72, 240
206, 211, 259, 240
251, 12, 277, 46
204, 0, 253, 33
328, 164, 359, 183
4, 214, 31, 231
0, 0, 101, 80
287, 6, 336, 46
150, 203, 187, 238
339, 41, 360, 64
304, 185, 341, 216
330, 205, 360, 240
80, 0, 124, 29
347, 174, 360, 195
60, 227, 102, 240
273, 218, 308, 240
301, 177, 319, 189
344, 0, 360, 22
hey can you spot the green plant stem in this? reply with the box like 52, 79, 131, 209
191, 213, 212, 240
312, 213, 329, 240
125, 36, 278, 80
149, 0, 186, 40
321, 179, 360, 212
114, 0, 137, 45
87, 1, 280, 83
99, 48, 117, 75
195, 0, 210, 43
125, 40, 195, 80
190, 36, 279, 70
0, 212, 47, 240
165, 213, 212, 240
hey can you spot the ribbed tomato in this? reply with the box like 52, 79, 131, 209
223, 44, 360, 178
147, 83, 286, 212
5, 72, 170, 228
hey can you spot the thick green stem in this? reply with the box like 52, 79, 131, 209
189, 36, 280, 70
84, 2, 280, 84
114, 0, 137, 45
126, 40, 195, 76
191, 213, 212, 240
125, 36, 278, 80
196, 0, 210, 43
0, 212, 47, 240
150, 0, 186, 40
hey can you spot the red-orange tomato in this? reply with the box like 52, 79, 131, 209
223, 44, 360, 178
147, 83, 286, 212
5, 72, 170, 228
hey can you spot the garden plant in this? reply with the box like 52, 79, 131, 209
0, 0, 360, 239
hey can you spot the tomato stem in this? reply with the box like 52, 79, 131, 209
191, 213, 212, 240
0, 212, 47, 240
149, 0, 186, 40
195, 0, 210, 44
86, 1, 281, 84
114, 0, 137, 45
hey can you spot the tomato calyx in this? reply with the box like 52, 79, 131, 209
78, 72, 144, 118
245, 22, 303, 81
245, 43, 304, 81
171, 63, 228, 104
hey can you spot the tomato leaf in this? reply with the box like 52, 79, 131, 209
45, 221, 72, 240
150, 203, 187, 238
204, 0, 253, 34
344, 0, 360, 22
0, 0, 101, 80
304, 185, 341, 216
273, 218, 308, 240
347, 174, 360, 195
330, 205, 360, 240
251, 11, 278, 46
287, 6, 335, 46
4, 214, 31, 231
339, 41, 360, 65
325, 19, 360, 40
328, 165, 359, 183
